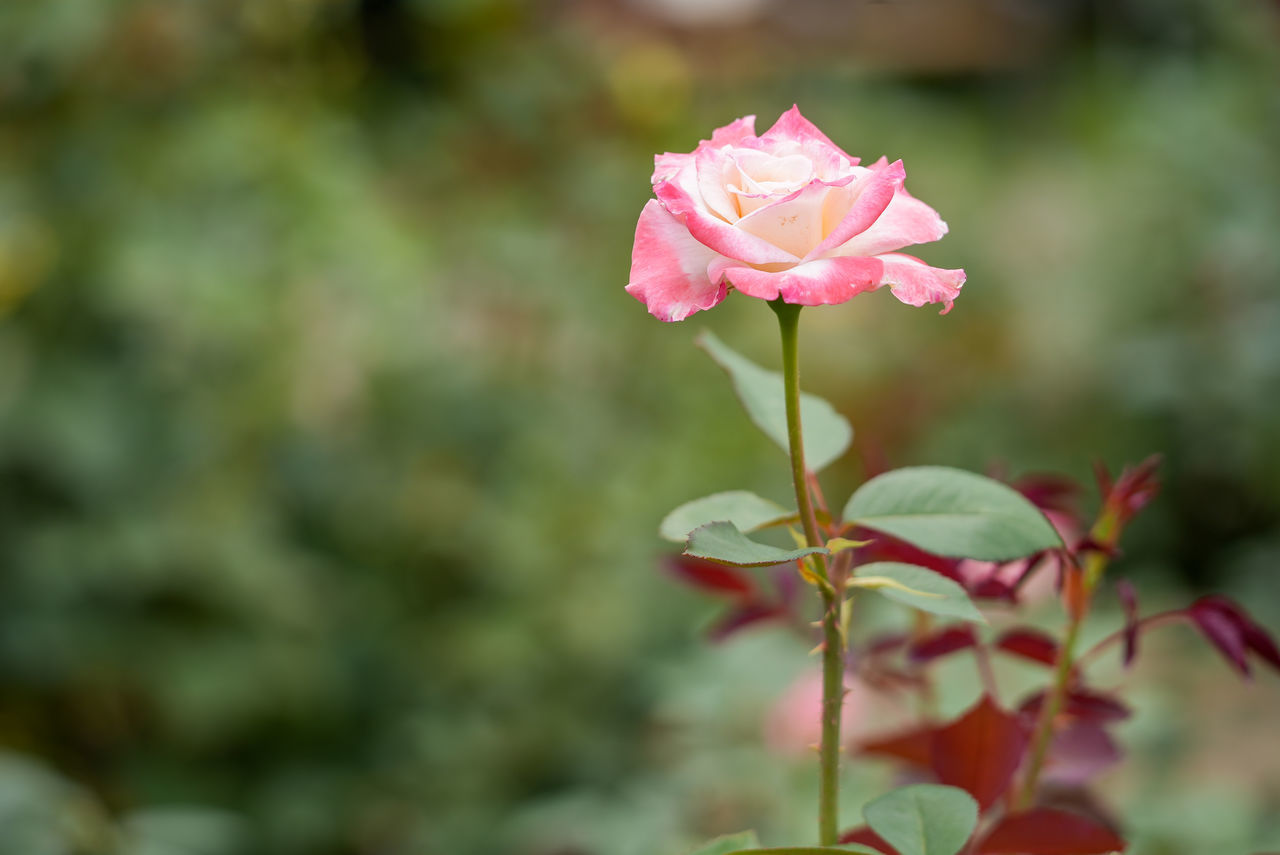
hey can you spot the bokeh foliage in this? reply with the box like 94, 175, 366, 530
0, 1, 1278, 853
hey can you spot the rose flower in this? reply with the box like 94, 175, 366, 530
626, 106, 964, 321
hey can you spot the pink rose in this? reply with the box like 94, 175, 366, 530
626, 106, 965, 322
763, 669, 910, 757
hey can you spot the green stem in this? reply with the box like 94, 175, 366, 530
1016, 614, 1081, 809
771, 299, 841, 846
1016, 548, 1106, 809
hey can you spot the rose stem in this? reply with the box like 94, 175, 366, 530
1016, 511, 1118, 809
1073, 610, 1186, 669
1015, 610, 1083, 810
770, 298, 842, 846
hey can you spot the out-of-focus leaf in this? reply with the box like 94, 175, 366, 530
909, 626, 978, 663
858, 725, 936, 768
852, 532, 962, 581
1116, 580, 1139, 667
993, 628, 1059, 666
865, 632, 912, 656
665, 554, 758, 597
697, 330, 852, 473
1011, 473, 1081, 517
1096, 455, 1162, 529
930, 695, 1029, 811
975, 808, 1126, 854
852, 563, 986, 624
1040, 721, 1122, 787
689, 830, 759, 855
685, 521, 827, 567
1188, 595, 1280, 678
123, 808, 250, 855
660, 490, 793, 542
862, 784, 979, 855
706, 602, 789, 641
842, 468, 1063, 561
966, 574, 1019, 603
839, 826, 897, 855
1019, 689, 1131, 725
725, 848, 883, 855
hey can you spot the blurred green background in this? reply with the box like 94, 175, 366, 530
1, 1, 1279, 853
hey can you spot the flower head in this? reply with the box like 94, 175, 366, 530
626, 106, 965, 321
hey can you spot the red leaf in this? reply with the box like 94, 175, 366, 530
852, 530, 963, 582
771, 563, 800, 605
931, 695, 1030, 811
1188, 595, 1280, 677
995, 628, 1060, 666
969, 574, 1020, 603
1014, 472, 1082, 515
706, 603, 786, 641
1097, 455, 1162, 530
977, 807, 1127, 854
909, 625, 978, 663
1189, 596, 1252, 676
839, 825, 898, 855
665, 555, 756, 597
858, 724, 937, 768
1019, 689, 1131, 725
865, 631, 911, 657
1117, 579, 1139, 667
1243, 619, 1280, 672
1041, 721, 1123, 786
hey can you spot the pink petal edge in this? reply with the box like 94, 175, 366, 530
760, 104, 859, 164
718, 256, 885, 306
876, 253, 966, 314
626, 200, 728, 322
834, 184, 950, 258
654, 174, 801, 266
805, 159, 904, 260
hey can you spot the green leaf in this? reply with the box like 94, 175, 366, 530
688, 831, 759, 855
841, 466, 1063, 561
685, 521, 828, 567
853, 563, 986, 623
862, 784, 979, 855
661, 491, 794, 543
724, 848, 882, 855
846, 574, 942, 599
697, 330, 853, 473
825, 536, 872, 555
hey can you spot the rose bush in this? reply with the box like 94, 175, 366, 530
626, 106, 965, 321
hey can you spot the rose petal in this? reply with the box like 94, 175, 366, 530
625, 200, 728, 322
875, 253, 966, 314
805, 160, 904, 260
760, 104, 859, 165
652, 150, 692, 184
651, 116, 756, 185
719, 255, 885, 306
835, 183, 951, 258
694, 145, 743, 222
709, 114, 757, 148
734, 175, 856, 258
654, 170, 800, 265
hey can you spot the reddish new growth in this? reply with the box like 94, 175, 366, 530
659, 457, 1280, 854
